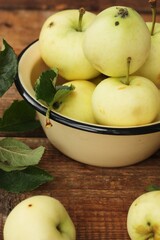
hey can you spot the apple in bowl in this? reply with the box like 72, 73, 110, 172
92, 75, 160, 126
136, 22, 160, 88
39, 8, 100, 80
135, 0, 160, 88
55, 80, 97, 124
83, 6, 151, 77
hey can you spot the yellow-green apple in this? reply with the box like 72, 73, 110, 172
92, 75, 160, 126
136, 23, 160, 88
39, 9, 100, 80
3, 195, 76, 240
127, 191, 160, 240
135, 1, 160, 88
55, 80, 97, 123
83, 6, 151, 77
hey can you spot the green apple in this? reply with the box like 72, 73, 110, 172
3, 195, 76, 240
127, 191, 160, 240
39, 8, 100, 80
55, 80, 97, 123
92, 75, 160, 126
136, 22, 160, 88
83, 6, 151, 77
135, 1, 160, 88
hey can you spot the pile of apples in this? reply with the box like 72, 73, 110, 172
39, 2, 160, 127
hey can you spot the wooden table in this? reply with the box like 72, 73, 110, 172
0, 9, 160, 240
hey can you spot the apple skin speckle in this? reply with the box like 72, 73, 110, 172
115, 21, 119, 26
48, 21, 54, 28
114, 7, 129, 18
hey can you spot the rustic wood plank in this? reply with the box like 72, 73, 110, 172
0, 0, 160, 13
0, 137, 159, 239
0, 10, 53, 54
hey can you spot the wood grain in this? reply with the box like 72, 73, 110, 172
0, 9, 160, 240
0, 0, 160, 13
0, 137, 160, 239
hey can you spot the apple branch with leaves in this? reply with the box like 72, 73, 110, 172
34, 69, 75, 127
0, 39, 53, 193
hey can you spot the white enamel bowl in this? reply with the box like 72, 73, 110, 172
15, 40, 160, 167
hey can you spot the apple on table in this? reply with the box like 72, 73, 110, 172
127, 190, 160, 240
3, 195, 76, 240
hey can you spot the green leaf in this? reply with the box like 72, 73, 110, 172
35, 69, 74, 108
0, 166, 53, 193
0, 100, 40, 132
0, 162, 26, 172
0, 39, 17, 97
35, 69, 75, 126
0, 138, 45, 172
53, 84, 75, 109
146, 185, 160, 192
35, 69, 57, 105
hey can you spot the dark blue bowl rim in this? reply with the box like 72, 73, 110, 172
15, 40, 160, 136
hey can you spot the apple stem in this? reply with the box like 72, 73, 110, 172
77, 7, 85, 32
126, 57, 131, 85
149, 0, 157, 36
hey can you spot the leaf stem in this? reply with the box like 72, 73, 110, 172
46, 107, 53, 128
77, 7, 85, 32
149, 0, 157, 36
126, 57, 131, 85
0, 37, 2, 51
